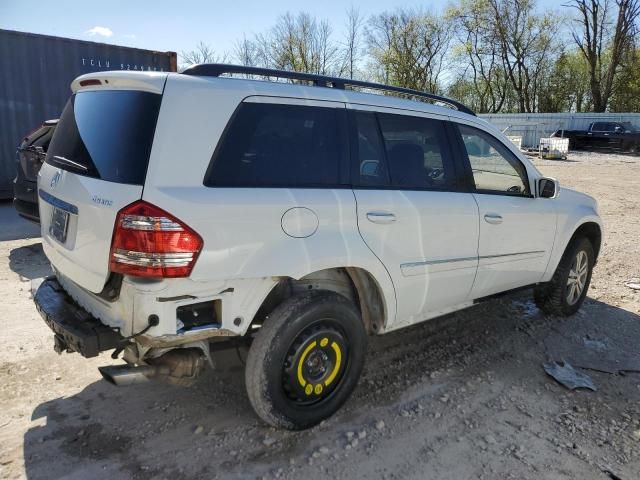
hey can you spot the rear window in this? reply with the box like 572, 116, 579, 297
45, 90, 161, 185
204, 103, 343, 187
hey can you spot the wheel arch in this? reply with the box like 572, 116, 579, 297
569, 221, 602, 262
250, 267, 388, 335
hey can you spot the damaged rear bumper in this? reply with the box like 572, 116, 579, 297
34, 277, 123, 358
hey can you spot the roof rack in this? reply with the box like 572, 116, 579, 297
181, 63, 475, 116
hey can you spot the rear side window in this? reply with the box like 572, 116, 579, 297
45, 90, 162, 185
377, 113, 455, 190
205, 103, 343, 188
351, 111, 389, 186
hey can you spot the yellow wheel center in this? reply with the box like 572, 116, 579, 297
296, 336, 343, 396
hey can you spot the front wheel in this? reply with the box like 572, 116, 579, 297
534, 237, 595, 316
245, 291, 367, 430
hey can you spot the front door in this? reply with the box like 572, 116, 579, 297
454, 124, 557, 299
349, 108, 479, 327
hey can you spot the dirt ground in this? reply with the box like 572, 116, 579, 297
1, 151, 639, 480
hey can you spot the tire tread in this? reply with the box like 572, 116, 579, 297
534, 237, 594, 316
245, 291, 365, 430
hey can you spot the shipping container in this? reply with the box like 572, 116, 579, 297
0, 29, 177, 199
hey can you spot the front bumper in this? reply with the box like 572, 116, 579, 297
34, 277, 122, 358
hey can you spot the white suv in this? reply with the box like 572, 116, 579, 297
34, 64, 602, 430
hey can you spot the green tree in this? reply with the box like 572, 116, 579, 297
610, 48, 640, 110
538, 50, 592, 112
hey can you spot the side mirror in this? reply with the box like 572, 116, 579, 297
539, 177, 559, 199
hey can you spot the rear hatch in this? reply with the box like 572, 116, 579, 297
38, 73, 166, 293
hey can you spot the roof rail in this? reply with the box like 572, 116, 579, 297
181, 63, 475, 116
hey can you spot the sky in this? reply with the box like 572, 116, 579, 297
1, 0, 430, 56
1, 0, 561, 59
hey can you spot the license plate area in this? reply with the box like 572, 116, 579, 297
50, 207, 70, 243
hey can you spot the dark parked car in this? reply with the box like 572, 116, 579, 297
553, 121, 640, 153
13, 119, 58, 222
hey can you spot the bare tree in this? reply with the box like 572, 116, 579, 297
486, 0, 559, 113
342, 7, 365, 79
180, 41, 228, 71
449, 0, 510, 112
367, 9, 452, 93
234, 35, 259, 67
256, 12, 341, 74
567, 0, 640, 111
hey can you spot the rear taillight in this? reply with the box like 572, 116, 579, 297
109, 201, 203, 278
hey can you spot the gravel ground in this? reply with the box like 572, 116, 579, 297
0, 151, 639, 480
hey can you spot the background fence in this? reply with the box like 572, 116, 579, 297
480, 112, 640, 148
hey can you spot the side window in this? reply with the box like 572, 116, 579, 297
352, 111, 389, 186
205, 103, 343, 187
377, 113, 455, 190
458, 125, 530, 196
591, 122, 606, 132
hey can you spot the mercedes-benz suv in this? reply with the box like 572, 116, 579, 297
34, 65, 602, 430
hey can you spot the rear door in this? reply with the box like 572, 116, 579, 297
350, 107, 479, 326
38, 86, 164, 293
588, 122, 609, 149
453, 123, 556, 299
158, 96, 362, 283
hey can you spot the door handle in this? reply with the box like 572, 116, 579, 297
484, 213, 503, 225
366, 211, 396, 224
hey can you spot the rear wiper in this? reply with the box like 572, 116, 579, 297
53, 155, 88, 171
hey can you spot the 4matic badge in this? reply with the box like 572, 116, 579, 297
92, 196, 114, 207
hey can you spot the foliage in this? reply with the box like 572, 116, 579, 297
180, 1, 640, 112
366, 8, 451, 94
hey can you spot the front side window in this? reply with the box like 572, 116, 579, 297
377, 113, 455, 190
458, 125, 529, 195
205, 103, 343, 187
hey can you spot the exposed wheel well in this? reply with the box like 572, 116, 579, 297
251, 267, 386, 335
569, 222, 602, 263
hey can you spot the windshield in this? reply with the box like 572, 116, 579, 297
45, 90, 162, 185
620, 122, 640, 131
